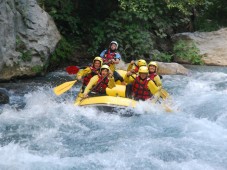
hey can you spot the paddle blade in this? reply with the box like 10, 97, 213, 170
54, 80, 77, 96
163, 103, 173, 112
160, 89, 170, 99
66, 66, 80, 74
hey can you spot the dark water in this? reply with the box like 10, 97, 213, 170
0, 66, 227, 170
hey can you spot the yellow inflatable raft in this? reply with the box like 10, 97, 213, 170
74, 70, 171, 111
75, 84, 136, 107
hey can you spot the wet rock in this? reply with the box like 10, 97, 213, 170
0, 0, 61, 81
118, 61, 189, 75
157, 62, 189, 75
172, 28, 227, 66
0, 88, 9, 104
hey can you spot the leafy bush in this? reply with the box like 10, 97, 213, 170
173, 40, 203, 65
195, 18, 220, 32
152, 52, 173, 62
87, 11, 155, 61
50, 38, 74, 62
40, 0, 80, 37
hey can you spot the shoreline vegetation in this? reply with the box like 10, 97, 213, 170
42, 0, 227, 70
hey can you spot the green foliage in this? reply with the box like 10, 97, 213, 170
173, 40, 203, 65
152, 52, 173, 62
195, 18, 220, 32
118, 0, 175, 38
50, 38, 74, 63
31, 65, 43, 73
88, 13, 155, 61
166, 0, 212, 15
194, 0, 227, 31
16, 36, 26, 51
42, 0, 80, 37
38, 0, 227, 66
16, 36, 33, 62
21, 50, 32, 62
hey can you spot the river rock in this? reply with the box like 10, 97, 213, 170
157, 62, 189, 75
118, 61, 189, 75
0, 0, 61, 81
0, 88, 9, 104
172, 28, 227, 66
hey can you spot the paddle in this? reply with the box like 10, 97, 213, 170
66, 66, 80, 74
54, 80, 79, 96
53, 66, 80, 96
160, 89, 169, 99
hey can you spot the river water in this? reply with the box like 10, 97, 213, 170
0, 65, 227, 170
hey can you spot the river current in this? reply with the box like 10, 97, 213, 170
0, 65, 227, 170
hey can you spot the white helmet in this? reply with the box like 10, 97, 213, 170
110, 41, 118, 49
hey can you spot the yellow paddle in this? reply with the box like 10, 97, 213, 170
54, 80, 78, 96
54, 66, 80, 96
160, 89, 170, 100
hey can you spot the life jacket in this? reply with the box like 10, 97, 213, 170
103, 49, 117, 65
149, 72, 157, 81
83, 66, 99, 86
92, 75, 109, 94
132, 76, 153, 101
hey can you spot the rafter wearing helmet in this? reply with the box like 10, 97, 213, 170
148, 61, 162, 88
126, 59, 147, 77
124, 66, 161, 101
83, 65, 116, 98
76, 56, 103, 92
100, 41, 124, 83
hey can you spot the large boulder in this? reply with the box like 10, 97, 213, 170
156, 62, 189, 75
0, 0, 61, 81
117, 61, 189, 75
172, 28, 227, 66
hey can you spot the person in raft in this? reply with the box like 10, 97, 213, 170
100, 41, 125, 84
126, 59, 147, 75
83, 65, 115, 98
148, 61, 162, 88
76, 56, 103, 92
124, 66, 161, 102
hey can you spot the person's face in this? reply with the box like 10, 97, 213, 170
110, 43, 117, 50
149, 65, 156, 73
139, 73, 148, 79
93, 60, 101, 69
101, 69, 108, 77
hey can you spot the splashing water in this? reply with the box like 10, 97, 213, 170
0, 66, 227, 170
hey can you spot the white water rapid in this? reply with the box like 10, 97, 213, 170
0, 65, 227, 170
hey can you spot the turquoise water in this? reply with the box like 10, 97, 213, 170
0, 66, 227, 170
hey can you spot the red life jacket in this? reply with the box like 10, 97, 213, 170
132, 76, 153, 101
83, 66, 99, 86
103, 49, 117, 65
149, 73, 157, 80
92, 75, 109, 94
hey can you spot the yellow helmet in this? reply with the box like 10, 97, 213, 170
148, 61, 158, 68
100, 64, 110, 72
137, 59, 147, 67
138, 66, 149, 74
148, 61, 158, 72
93, 56, 103, 65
